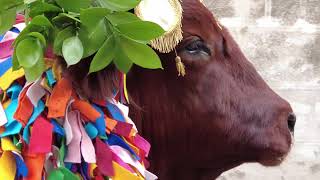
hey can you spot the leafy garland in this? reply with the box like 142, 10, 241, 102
0, 0, 165, 82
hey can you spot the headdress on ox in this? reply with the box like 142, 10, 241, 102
135, 0, 186, 76
135, 0, 183, 53
0, 0, 183, 179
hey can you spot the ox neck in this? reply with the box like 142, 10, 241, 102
127, 67, 245, 179
148, 163, 242, 180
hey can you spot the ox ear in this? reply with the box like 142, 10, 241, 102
135, 0, 183, 53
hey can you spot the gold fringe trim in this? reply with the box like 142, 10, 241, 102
135, 0, 183, 53
175, 56, 186, 77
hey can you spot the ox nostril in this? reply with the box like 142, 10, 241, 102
287, 113, 296, 133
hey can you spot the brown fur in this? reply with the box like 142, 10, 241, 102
63, 0, 294, 179
58, 56, 119, 101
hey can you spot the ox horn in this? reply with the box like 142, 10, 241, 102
135, 0, 183, 53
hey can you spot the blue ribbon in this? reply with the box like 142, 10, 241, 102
106, 102, 125, 122
6, 83, 22, 100
51, 119, 65, 136
0, 57, 12, 77
46, 69, 56, 87
10, 27, 20, 33
13, 153, 28, 177
84, 123, 98, 139
92, 104, 106, 136
80, 162, 90, 180
106, 134, 140, 160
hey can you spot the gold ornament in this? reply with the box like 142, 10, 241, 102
135, 0, 183, 53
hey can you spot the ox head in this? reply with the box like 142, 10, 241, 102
127, 0, 296, 179
62, 0, 296, 179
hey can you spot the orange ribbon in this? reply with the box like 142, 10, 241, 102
22, 151, 45, 180
105, 117, 118, 134
14, 87, 33, 127
47, 78, 72, 118
72, 100, 100, 122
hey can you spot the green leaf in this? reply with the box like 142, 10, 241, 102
78, 22, 109, 58
52, 13, 76, 28
53, 26, 75, 55
0, 0, 23, 12
29, 1, 62, 18
24, 0, 37, 4
119, 36, 162, 69
79, 8, 109, 38
12, 50, 21, 70
97, 0, 140, 12
62, 36, 84, 66
13, 24, 46, 46
0, 7, 16, 34
16, 37, 44, 68
113, 36, 133, 73
106, 12, 140, 26
13, 15, 53, 47
24, 57, 46, 82
55, 0, 91, 13
80, 7, 110, 27
117, 21, 164, 42
30, 15, 54, 28
89, 35, 115, 73
28, 32, 47, 47
114, 47, 133, 73
57, 13, 81, 23
54, 26, 75, 53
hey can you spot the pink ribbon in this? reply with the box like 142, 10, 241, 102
133, 134, 151, 157
78, 117, 96, 163
95, 138, 114, 176
29, 116, 54, 154
64, 110, 96, 163
0, 39, 14, 59
64, 111, 82, 163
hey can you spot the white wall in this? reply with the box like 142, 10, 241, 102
203, 0, 320, 179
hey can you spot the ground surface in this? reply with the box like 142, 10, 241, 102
204, 0, 320, 179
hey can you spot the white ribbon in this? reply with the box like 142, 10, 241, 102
26, 78, 46, 107
0, 103, 7, 126
110, 145, 157, 180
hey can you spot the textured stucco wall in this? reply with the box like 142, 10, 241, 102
203, 0, 320, 179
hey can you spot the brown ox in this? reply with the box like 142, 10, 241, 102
64, 0, 296, 179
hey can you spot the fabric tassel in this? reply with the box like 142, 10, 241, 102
175, 56, 186, 77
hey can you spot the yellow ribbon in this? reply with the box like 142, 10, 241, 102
112, 162, 144, 180
0, 151, 17, 180
0, 68, 25, 90
2, 99, 11, 109
123, 74, 130, 104
1, 137, 20, 153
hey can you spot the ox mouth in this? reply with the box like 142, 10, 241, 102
258, 132, 294, 166
259, 155, 288, 166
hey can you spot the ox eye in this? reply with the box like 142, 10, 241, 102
185, 39, 211, 56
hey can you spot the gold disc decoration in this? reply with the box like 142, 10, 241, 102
135, 0, 183, 53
